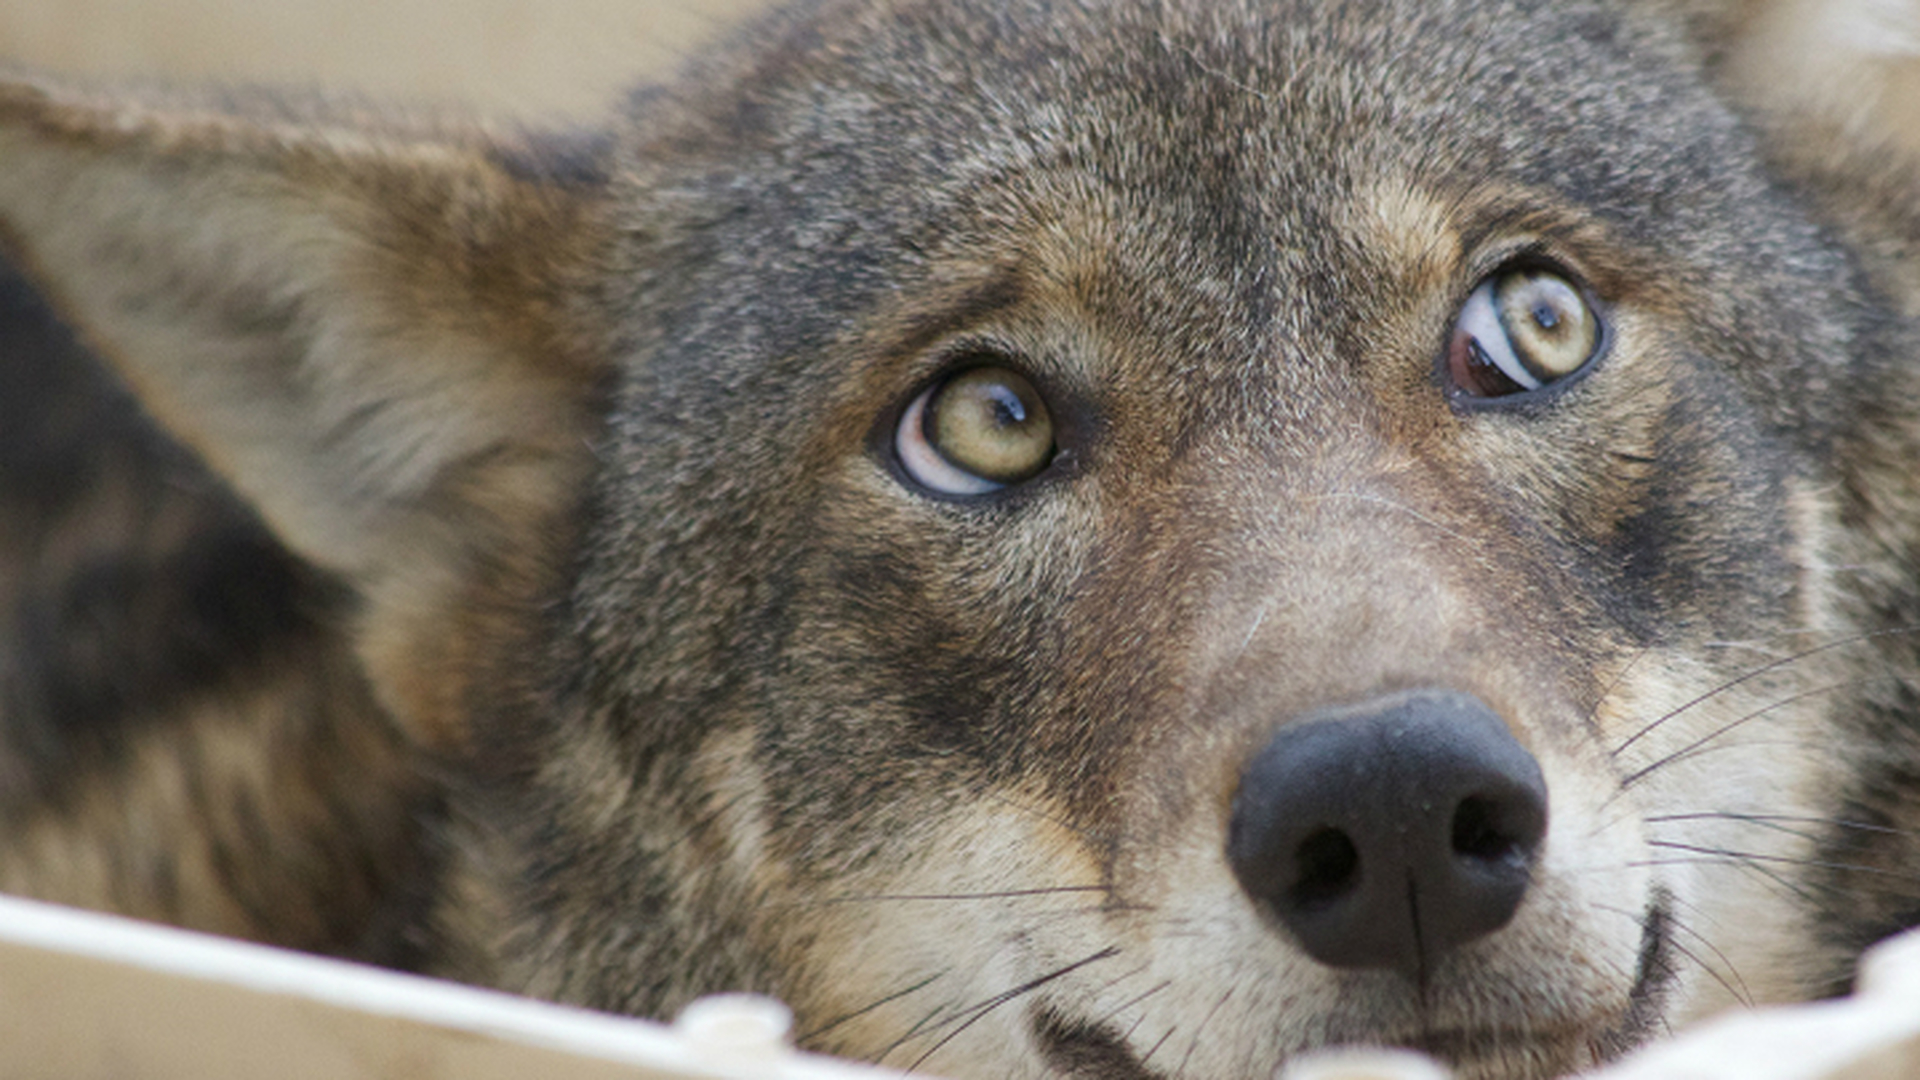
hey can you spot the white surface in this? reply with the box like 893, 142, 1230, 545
0, 893, 901, 1080
3, 893, 1919, 1079
1583, 929, 1920, 1080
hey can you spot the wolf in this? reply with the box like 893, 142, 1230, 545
3, 0, 1920, 1076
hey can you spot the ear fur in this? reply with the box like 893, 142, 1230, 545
0, 76, 613, 747
1645, 0, 1920, 163
1663, 0, 1920, 315
1715, 0, 1920, 161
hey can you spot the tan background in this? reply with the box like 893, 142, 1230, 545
0, 0, 770, 118
5, 0, 1915, 139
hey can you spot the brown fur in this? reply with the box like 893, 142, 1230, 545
4, 1, 1920, 1077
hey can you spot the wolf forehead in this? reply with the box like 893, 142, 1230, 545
556, 0, 1863, 765
592, 0, 1852, 445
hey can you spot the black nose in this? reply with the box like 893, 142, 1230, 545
1226, 690, 1548, 979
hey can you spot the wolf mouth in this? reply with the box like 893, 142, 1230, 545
1030, 891, 1673, 1078
1407, 890, 1676, 1071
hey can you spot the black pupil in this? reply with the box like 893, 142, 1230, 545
1531, 302, 1560, 330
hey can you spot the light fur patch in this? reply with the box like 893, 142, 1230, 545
797, 790, 1108, 1077
1346, 176, 1465, 294
1724, 0, 1920, 158
1598, 640, 1848, 1014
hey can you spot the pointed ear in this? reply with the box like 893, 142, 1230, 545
1703, 0, 1920, 161
0, 75, 614, 748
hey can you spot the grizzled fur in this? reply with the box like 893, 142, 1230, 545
4, 1, 1920, 1077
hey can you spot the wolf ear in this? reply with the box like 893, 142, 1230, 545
1695, 0, 1920, 162
0, 76, 613, 748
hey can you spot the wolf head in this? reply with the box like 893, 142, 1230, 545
5, 0, 1920, 1077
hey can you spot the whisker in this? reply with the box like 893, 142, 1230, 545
1595, 900, 1751, 1007
905, 947, 1122, 1073
1635, 841, 1889, 907
1097, 978, 1176, 1030
879, 1000, 959, 1065
1700, 633, 1836, 662
1089, 961, 1153, 997
801, 970, 946, 1045
819, 886, 1114, 904
1236, 601, 1271, 661
764, 886, 1143, 915
1309, 492, 1477, 546
1663, 926, 1751, 1007
1646, 839, 1920, 885
1700, 616, 1907, 657
1175, 39, 1276, 102
1611, 626, 1919, 760
1585, 644, 1653, 732
1647, 811, 1910, 839
1627, 856, 1827, 907
1176, 985, 1237, 1077
1138, 1024, 1179, 1071
1667, 814, 1832, 845
1616, 679, 1879, 790
984, 790, 1117, 846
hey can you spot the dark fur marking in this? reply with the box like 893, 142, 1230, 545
0, 253, 341, 802
1602, 888, 1677, 1060
1034, 1007, 1166, 1080
490, 129, 616, 189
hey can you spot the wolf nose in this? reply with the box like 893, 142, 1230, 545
1226, 690, 1547, 979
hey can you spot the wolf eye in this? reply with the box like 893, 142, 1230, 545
1445, 266, 1601, 400
895, 366, 1056, 496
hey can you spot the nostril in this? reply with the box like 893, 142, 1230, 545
1291, 827, 1360, 910
1450, 784, 1548, 877
1451, 795, 1521, 863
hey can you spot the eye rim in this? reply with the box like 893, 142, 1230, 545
1439, 255, 1612, 412
883, 353, 1067, 502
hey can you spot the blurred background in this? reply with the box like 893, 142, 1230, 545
0, 0, 771, 118
4, 0, 1915, 143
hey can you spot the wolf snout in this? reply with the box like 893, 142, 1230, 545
1226, 690, 1549, 979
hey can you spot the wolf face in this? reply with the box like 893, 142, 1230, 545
4, 1, 1920, 1078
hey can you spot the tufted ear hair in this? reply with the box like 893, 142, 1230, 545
0, 75, 615, 748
